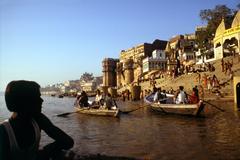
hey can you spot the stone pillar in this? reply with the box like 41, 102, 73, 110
108, 87, 118, 98
116, 62, 123, 87
131, 85, 141, 101
101, 86, 109, 95
124, 59, 134, 85
102, 58, 118, 87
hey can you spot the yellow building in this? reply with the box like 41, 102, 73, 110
214, 10, 240, 59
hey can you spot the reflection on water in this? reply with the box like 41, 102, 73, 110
1, 95, 240, 160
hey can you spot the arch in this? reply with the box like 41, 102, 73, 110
223, 37, 239, 57
215, 42, 221, 48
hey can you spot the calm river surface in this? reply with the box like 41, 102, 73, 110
1, 93, 240, 160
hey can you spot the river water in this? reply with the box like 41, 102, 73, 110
1, 93, 240, 160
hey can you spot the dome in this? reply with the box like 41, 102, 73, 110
215, 19, 226, 37
231, 10, 240, 28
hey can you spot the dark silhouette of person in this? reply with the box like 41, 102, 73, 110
0, 80, 74, 160
78, 91, 89, 107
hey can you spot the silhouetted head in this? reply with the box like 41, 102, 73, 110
5, 80, 43, 116
179, 86, 184, 90
96, 89, 101, 95
81, 91, 87, 96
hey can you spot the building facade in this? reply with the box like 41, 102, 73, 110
214, 10, 240, 60
118, 39, 167, 87
142, 49, 167, 73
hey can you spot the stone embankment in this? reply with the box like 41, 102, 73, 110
120, 55, 240, 100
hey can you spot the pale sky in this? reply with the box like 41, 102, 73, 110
0, 0, 238, 91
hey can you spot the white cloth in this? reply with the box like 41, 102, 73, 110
2, 119, 40, 160
95, 94, 102, 102
153, 92, 158, 102
176, 91, 187, 104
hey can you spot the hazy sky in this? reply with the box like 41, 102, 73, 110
0, 0, 238, 91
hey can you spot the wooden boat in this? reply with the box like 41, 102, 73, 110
150, 101, 204, 116
74, 104, 119, 117
145, 93, 205, 116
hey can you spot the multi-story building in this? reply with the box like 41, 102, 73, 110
142, 49, 167, 73
168, 34, 196, 63
81, 81, 97, 92
118, 39, 167, 86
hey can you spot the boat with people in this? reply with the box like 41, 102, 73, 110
145, 92, 205, 117
74, 102, 120, 117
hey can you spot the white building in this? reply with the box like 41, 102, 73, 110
81, 81, 97, 92
195, 48, 215, 65
142, 49, 167, 73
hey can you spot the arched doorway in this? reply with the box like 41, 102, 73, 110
223, 37, 239, 57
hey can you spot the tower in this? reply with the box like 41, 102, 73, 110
102, 58, 118, 87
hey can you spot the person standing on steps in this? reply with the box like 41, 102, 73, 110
0, 80, 74, 160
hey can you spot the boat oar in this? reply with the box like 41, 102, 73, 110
56, 111, 78, 117
202, 100, 225, 112
186, 92, 225, 112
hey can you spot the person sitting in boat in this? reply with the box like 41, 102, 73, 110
102, 93, 117, 110
153, 87, 164, 103
74, 92, 81, 106
188, 87, 199, 104
79, 91, 89, 108
161, 90, 167, 104
175, 86, 188, 104
92, 89, 103, 107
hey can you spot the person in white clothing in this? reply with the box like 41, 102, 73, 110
0, 80, 74, 160
175, 86, 188, 104
94, 89, 103, 106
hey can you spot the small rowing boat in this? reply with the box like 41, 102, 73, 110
145, 93, 205, 117
74, 104, 120, 117
150, 101, 204, 116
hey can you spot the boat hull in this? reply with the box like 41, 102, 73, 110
150, 101, 204, 116
74, 106, 119, 117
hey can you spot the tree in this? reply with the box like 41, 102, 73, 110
237, 3, 240, 10
199, 5, 234, 40
80, 72, 94, 82
196, 4, 237, 60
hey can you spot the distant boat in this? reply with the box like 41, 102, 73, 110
51, 94, 56, 97
58, 94, 64, 98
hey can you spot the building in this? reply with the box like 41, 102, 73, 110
168, 34, 196, 64
142, 49, 167, 73
214, 10, 240, 60
81, 81, 97, 92
118, 39, 167, 86
102, 58, 119, 87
